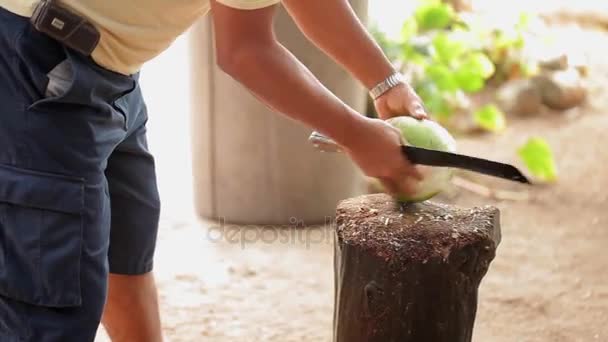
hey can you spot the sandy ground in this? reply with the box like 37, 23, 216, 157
445, 99, 608, 341
96, 18, 608, 342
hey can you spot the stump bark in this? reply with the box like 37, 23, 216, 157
333, 194, 501, 342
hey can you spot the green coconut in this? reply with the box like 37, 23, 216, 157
380, 116, 457, 203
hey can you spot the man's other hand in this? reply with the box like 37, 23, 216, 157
374, 82, 428, 121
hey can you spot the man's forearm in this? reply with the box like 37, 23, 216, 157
218, 40, 366, 147
283, 0, 396, 90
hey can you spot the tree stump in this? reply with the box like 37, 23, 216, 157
333, 194, 501, 342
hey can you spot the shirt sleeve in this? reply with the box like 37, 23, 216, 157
215, 0, 281, 10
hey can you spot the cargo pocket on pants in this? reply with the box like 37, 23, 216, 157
0, 164, 85, 307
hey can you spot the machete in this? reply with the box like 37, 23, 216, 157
308, 131, 531, 184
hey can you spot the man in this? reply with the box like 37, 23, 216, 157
0, 0, 428, 341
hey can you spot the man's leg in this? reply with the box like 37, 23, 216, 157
102, 273, 162, 342
101, 84, 163, 342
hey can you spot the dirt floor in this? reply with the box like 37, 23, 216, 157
97, 22, 608, 342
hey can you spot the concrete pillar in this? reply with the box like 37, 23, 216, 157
189, 1, 368, 225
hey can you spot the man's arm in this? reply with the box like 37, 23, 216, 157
209, 1, 421, 194
281, 0, 427, 119
210, 2, 361, 148
282, 0, 393, 90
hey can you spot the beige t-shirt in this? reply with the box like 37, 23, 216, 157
2, 0, 280, 75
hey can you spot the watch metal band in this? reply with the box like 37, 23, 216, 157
369, 72, 404, 100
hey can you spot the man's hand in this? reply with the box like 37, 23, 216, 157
343, 117, 422, 196
374, 82, 428, 121
281, 0, 429, 123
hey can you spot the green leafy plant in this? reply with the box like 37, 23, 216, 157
473, 105, 506, 132
371, 0, 537, 127
517, 137, 558, 182
414, 0, 455, 31
370, 0, 558, 181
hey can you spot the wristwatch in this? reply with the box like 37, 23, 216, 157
369, 72, 404, 100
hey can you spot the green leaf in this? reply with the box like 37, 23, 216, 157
473, 104, 506, 132
414, 1, 454, 31
452, 52, 495, 92
517, 138, 558, 182
416, 82, 453, 119
400, 19, 418, 42
432, 32, 466, 64
465, 52, 495, 79
402, 44, 429, 67
426, 95, 453, 119
454, 68, 485, 92
425, 64, 459, 92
